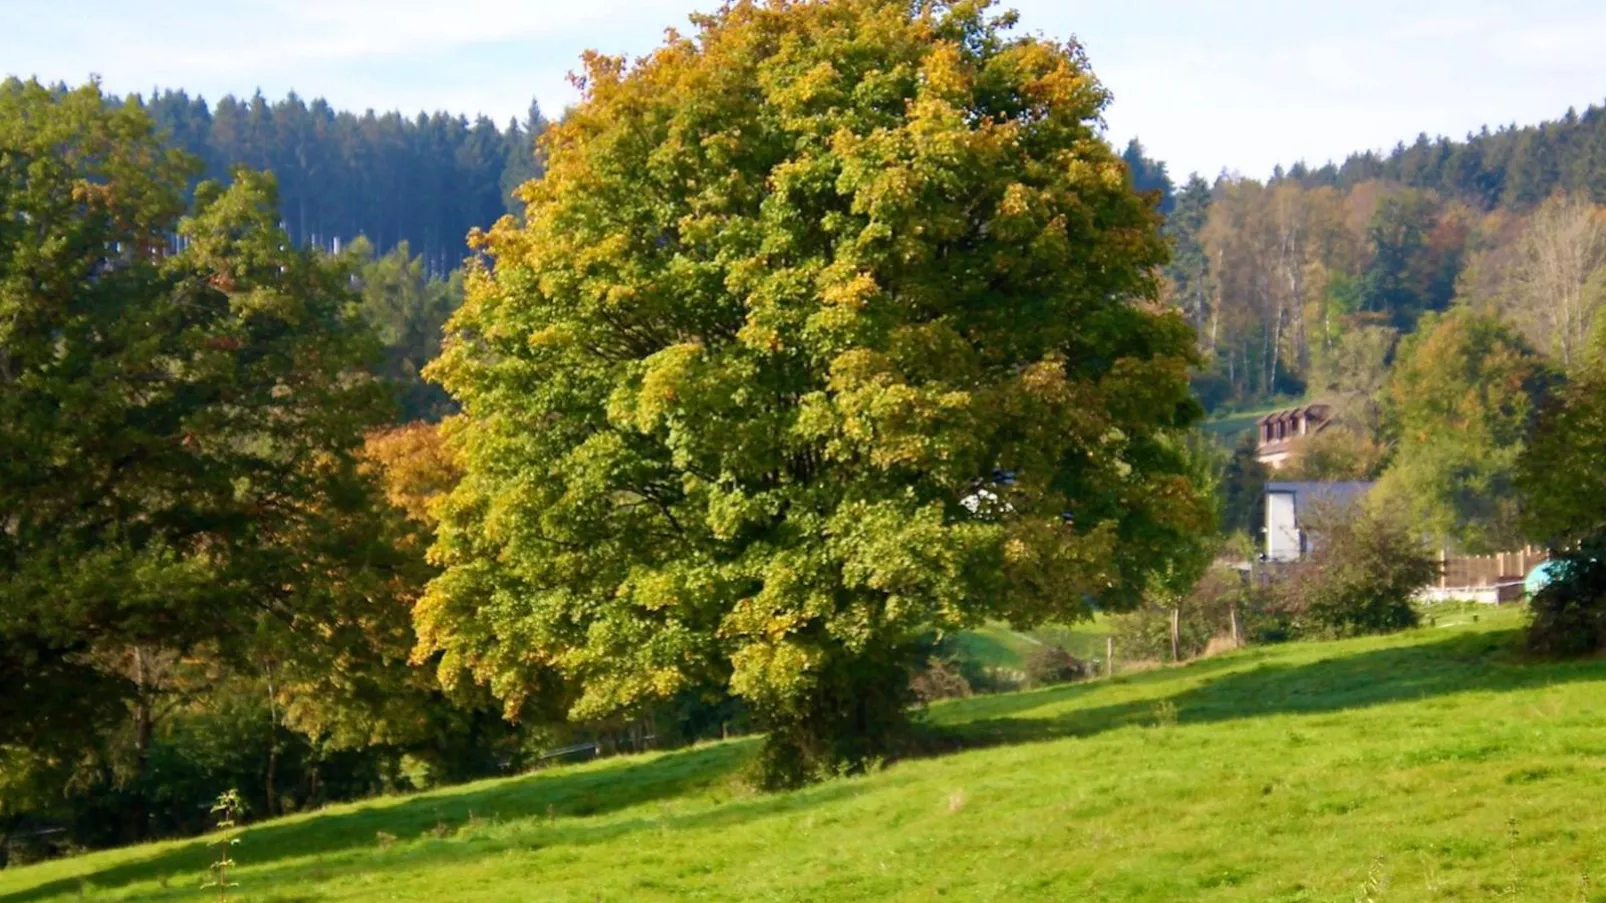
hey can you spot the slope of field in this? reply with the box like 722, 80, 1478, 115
948, 618, 1112, 672
6, 606, 1605, 902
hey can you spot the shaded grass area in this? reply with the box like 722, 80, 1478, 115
949, 618, 1111, 671
9, 606, 1606, 901
947, 625, 1041, 671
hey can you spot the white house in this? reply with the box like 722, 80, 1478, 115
1264, 481, 1373, 561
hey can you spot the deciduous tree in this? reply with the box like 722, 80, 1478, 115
0, 80, 392, 837
1500, 192, 1606, 370
419, 0, 1211, 786
1373, 311, 1555, 551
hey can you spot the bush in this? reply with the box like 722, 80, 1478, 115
1274, 505, 1436, 637
1526, 535, 1606, 657
1023, 645, 1087, 687
910, 657, 974, 703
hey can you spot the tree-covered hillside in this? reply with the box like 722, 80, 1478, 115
1164, 104, 1606, 412
123, 86, 548, 271
1283, 102, 1606, 210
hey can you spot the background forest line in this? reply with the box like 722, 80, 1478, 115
67, 81, 1606, 426
99, 81, 1606, 422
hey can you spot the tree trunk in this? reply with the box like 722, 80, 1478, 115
130, 647, 155, 841
1170, 608, 1181, 663
264, 664, 281, 818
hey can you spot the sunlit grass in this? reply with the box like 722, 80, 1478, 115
949, 618, 1112, 672
9, 605, 1606, 902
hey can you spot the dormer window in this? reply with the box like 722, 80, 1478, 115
1254, 403, 1334, 470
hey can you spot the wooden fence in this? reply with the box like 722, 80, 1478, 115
1436, 546, 1549, 588
1415, 546, 1549, 604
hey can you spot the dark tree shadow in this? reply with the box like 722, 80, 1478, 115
0, 740, 760, 902
224, 775, 876, 902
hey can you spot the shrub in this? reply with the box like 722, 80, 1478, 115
1275, 505, 1436, 637
1023, 645, 1087, 687
1526, 535, 1606, 657
910, 657, 974, 704
1190, 372, 1233, 413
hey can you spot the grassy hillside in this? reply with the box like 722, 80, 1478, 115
7, 606, 1606, 902
948, 618, 1112, 672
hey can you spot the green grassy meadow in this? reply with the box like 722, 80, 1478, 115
947, 618, 1113, 673
8, 605, 1606, 902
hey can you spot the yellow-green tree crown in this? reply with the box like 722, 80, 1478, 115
419, 0, 1209, 775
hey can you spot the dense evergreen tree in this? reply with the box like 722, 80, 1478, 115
1360, 189, 1461, 330
1122, 138, 1174, 213
348, 238, 463, 422
1284, 97, 1606, 212
1165, 174, 1212, 341
134, 87, 548, 269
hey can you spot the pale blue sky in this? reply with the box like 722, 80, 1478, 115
8, 0, 1606, 179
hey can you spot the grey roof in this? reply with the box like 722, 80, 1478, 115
1265, 481, 1374, 516
1265, 481, 1374, 497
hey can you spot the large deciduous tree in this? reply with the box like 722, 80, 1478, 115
419, 0, 1210, 785
0, 80, 392, 835
1519, 322, 1606, 549
1373, 310, 1555, 552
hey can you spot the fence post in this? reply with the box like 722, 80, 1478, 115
1105, 636, 1114, 678
1439, 548, 1448, 589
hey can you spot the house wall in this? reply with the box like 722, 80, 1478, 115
1266, 491, 1300, 561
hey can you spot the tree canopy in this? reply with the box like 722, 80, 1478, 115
1373, 310, 1555, 551
0, 79, 407, 837
1519, 325, 1606, 548
418, 0, 1210, 785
